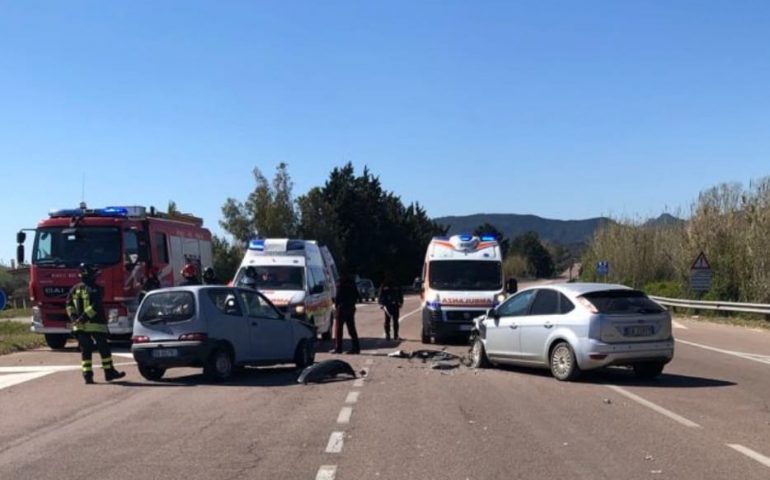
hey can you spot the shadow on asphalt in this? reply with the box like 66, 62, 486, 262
115, 366, 309, 388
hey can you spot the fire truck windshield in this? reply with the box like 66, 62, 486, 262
32, 227, 121, 267
429, 260, 502, 291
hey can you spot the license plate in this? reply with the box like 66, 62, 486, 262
459, 324, 473, 331
624, 325, 654, 337
153, 348, 178, 358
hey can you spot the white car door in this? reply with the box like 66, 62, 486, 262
517, 289, 562, 365
484, 290, 536, 363
238, 289, 294, 362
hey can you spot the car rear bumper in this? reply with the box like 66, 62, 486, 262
576, 338, 675, 370
132, 340, 213, 368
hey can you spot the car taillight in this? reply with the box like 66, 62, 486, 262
179, 332, 208, 341
132, 335, 150, 344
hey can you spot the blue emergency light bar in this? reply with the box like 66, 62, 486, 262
480, 235, 497, 242
49, 206, 138, 218
249, 239, 265, 251
98, 206, 129, 216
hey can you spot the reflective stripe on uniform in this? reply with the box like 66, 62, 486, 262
82, 360, 93, 373
102, 357, 113, 368
72, 322, 108, 333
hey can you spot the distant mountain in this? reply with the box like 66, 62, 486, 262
433, 213, 615, 246
642, 213, 685, 228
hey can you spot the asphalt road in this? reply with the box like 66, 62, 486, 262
1, 291, 769, 479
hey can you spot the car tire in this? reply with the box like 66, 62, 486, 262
204, 348, 233, 382
633, 361, 665, 379
550, 341, 581, 381
45, 334, 68, 350
470, 335, 490, 369
137, 363, 166, 381
294, 340, 314, 369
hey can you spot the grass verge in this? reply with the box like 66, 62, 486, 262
0, 321, 46, 355
0, 308, 32, 320
674, 313, 770, 331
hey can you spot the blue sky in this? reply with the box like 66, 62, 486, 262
2, 1, 769, 265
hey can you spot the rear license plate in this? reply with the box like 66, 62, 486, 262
459, 324, 473, 331
624, 325, 654, 337
153, 348, 178, 358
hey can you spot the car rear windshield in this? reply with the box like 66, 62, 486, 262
138, 291, 196, 324
580, 290, 664, 314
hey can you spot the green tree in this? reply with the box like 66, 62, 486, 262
473, 222, 510, 257
220, 163, 298, 243
510, 232, 555, 278
211, 235, 243, 284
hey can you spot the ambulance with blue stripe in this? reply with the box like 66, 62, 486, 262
233, 239, 336, 340
420, 234, 508, 344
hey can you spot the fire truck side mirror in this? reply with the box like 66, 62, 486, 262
16, 231, 26, 244
16, 244, 25, 265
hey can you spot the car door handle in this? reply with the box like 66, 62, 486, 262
508, 324, 518, 330
544, 322, 553, 329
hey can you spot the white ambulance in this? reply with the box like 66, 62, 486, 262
419, 234, 513, 344
233, 239, 336, 340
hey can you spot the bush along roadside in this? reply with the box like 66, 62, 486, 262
0, 321, 46, 355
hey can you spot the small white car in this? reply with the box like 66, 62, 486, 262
132, 286, 316, 382
470, 283, 674, 381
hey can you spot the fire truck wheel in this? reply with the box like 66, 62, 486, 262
45, 334, 68, 350
137, 364, 166, 381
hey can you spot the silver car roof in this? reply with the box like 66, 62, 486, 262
519, 282, 634, 299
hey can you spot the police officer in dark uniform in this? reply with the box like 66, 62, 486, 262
378, 275, 403, 341
65, 263, 126, 384
202, 266, 218, 285
332, 274, 360, 354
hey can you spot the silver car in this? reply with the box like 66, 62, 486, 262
470, 283, 674, 381
131, 286, 316, 382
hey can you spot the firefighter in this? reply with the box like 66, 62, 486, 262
179, 263, 200, 286
331, 274, 360, 354
65, 263, 126, 384
378, 275, 403, 341
139, 266, 161, 302
202, 266, 218, 285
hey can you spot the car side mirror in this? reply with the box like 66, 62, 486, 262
487, 307, 500, 321
16, 231, 26, 244
16, 244, 25, 265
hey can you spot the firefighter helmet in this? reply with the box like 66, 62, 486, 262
181, 263, 197, 279
78, 263, 99, 280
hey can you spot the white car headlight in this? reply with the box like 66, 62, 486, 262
294, 305, 305, 315
496, 294, 506, 303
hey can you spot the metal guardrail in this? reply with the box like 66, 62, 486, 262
649, 295, 770, 315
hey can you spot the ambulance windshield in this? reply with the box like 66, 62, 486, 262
429, 260, 502, 291
238, 266, 305, 291
32, 227, 121, 267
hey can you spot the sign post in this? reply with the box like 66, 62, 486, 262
689, 251, 713, 293
0, 289, 6, 312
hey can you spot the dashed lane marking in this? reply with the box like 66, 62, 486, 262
727, 444, 770, 469
0, 362, 134, 391
337, 406, 353, 424
606, 385, 701, 428
352, 378, 365, 387
325, 432, 345, 453
0, 371, 55, 391
677, 339, 770, 365
315, 465, 337, 480
345, 391, 360, 404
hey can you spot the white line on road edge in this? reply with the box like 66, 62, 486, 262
0, 371, 55, 391
727, 444, 770, 469
677, 339, 770, 365
337, 406, 353, 424
325, 432, 345, 453
606, 385, 701, 428
672, 320, 688, 330
315, 465, 337, 480
345, 391, 360, 404
399, 306, 422, 324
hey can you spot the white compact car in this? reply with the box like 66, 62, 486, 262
470, 283, 674, 381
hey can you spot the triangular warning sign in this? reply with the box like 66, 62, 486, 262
691, 251, 711, 270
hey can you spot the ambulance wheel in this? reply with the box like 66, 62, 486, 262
45, 334, 68, 350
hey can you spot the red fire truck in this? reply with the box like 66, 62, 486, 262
16, 205, 213, 349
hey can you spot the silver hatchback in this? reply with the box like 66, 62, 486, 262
131, 286, 316, 382
470, 283, 674, 381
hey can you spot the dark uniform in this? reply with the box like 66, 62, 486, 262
65, 264, 125, 384
333, 275, 360, 354
139, 269, 161, 302
378, 280, 403, 340
202, 267, 218, 285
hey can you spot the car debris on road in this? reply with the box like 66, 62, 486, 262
297, 359, 357, 384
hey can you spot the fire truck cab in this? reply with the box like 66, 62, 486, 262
17, 205, 212, 349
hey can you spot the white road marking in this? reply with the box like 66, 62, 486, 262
606, 385, 701, 428
352, 378, 365, 387
112, 352, 135, 359
399, 306, 422, 323
0, 371, 55, 391
727, 444, 770, 469
337, 406, 353, 424
0, 366, 80, 373
325, 432, 345, 453
677, 339, 770, 365
672, 320, 688, 330
345, 391, 360, 404
315, 465, 337, 480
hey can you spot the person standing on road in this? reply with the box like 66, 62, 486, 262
65, 263, 126, 385
331, 274, 360, 354
202, 266, 219, 285
139, 266, 161, 302
378, 275, 403, 341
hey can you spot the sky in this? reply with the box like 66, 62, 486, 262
2, 1, 770, 265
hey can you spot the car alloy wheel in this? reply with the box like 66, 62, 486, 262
550, 342, 580, 381
470, 336, 489, 368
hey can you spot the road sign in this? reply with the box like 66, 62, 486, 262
596, 261, 609, 276
0, 289, 6, 311
689, 251, 712, 292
